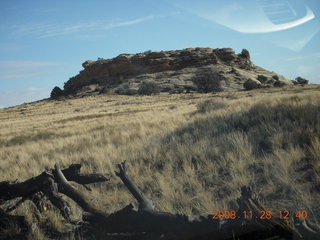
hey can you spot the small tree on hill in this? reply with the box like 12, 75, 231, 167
50, 86, 64, 99
294, 76, 309, 85
138, 81, 160, 95
243, 79, 260, 90
193, 74, 222, 93
257, 75, 268, 83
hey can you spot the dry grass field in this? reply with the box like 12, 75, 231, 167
0, 85, 320, 239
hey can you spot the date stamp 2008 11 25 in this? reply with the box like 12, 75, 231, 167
211, 210, 308, 220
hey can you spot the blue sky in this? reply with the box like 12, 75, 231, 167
0, 0, 319, 108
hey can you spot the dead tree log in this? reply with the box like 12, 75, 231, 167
1, 163, 319, 240
59, 163, 110, 185
0, 164, 110, 219
0, 164, 110, 202
115, 161, 154, 211
55, 162, 218, 239
54, 162, 320, 240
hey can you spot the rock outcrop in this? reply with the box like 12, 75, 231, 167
55, 47, 291, 97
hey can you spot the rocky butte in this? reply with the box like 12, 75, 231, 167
51, 47, 292, 98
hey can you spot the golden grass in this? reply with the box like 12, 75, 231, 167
0, 85, 320, 235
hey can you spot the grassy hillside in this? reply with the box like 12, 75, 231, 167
0, 85, 319, 238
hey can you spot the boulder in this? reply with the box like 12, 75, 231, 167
82, 60, 95, 68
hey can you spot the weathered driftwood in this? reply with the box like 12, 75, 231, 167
1, 162, 319, 240
55, 162, 320, 240
0, 164, 110, 201
0, 164, 110, 219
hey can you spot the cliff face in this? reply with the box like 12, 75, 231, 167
59, 47, 291, 97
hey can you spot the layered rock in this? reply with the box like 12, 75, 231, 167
56, 47, 291, 97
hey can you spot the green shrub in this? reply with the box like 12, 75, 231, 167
50, 86, 63, 99
295, 77, 309, 85
115, 88, 138, 95
138, 81, 160, 95
161, 86, 174, 92
192, 74, 222, 93
100, 86, 115, 95
273, 81, 285, 87
184, 85, 197, 92
124, 89, 138, 95
257, 75, 268, 83
243, 79, 260, 90
197, 100, 227, 113
170, 87, 185, 94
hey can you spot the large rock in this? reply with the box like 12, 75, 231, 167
214, 48, 237, 61
58, 48, 292, 96
82, 60, 95, 68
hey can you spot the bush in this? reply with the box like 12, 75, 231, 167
138, 81, 160, 95
169, 87, 185, 94
192, 74, 222, 93
124, 89, 138, 95
243, 79, 260, 90
273, 80, 285, 87
272, 75, 279, 81
100, 86, 115, 95
257, 75, 268, 83
184, 85, 197, 92
115, 88, 138, 95
50, 86, 64, 99
295, 77, 309, 85
197, 100, 227, 113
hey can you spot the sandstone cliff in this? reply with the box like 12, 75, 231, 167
54, 47, 291, 97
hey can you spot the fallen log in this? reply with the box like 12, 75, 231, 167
1, 163, 319, 240
0, 164, 110, 219
55, 162, 320, 240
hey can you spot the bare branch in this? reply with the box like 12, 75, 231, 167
61, 163, 111, 185
54, 164, 97, 213
115, 161, 154, 211
44, 176, 71, 220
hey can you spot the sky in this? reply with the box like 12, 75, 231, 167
0, 0, 319, 108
